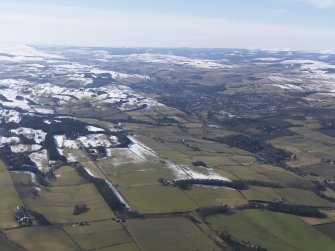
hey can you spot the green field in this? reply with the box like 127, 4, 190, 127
270, 126, 335, 167
100, 161, 176, 188
274, 188, 332, 207
207, 209, 335, 251
13, 166, 115, 224
301, 163, 335, 179
4, 226, 79, 251
186, 187, 247, 207
242, 186, 281, 202
315, 223, 335, 242
22, 183, 115, 223
218, 164, 313, 188
0, 233, 22, 251
119, 185, 198, 213
50, 166, 89, 187
98, 242, 140, 251
126, 218, 221, 251
63, 220, 137, 250
0, 161, 22, 229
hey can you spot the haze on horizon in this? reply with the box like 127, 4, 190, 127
0, 0, 335, 51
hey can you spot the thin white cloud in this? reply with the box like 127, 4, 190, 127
299, 0, 335, 7
0, 3, 334, 50
272, 9, 287, 14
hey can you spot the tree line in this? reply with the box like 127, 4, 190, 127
159, 178, 283, 190
237, 202, 327, 218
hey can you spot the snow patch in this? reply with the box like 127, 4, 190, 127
11, 144, 42, 153
11, 128, 47, 144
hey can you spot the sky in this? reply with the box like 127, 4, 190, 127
0, 0, 334, 50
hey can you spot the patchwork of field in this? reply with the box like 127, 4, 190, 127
5, 166, 142, 251
185, 187, 247, 207
1, 46, 335, 251
119, 185, 198, 213
125, 218, 221, 251
62, 220, 138, 251
274, 188, 332, 207
218, 164, 313, 188
0, 161, 22, 229
270, 121, 335, 167
207, 209, 335, 251
2, 115, 335, 251
98, 161, 176, 187
4, 226, 79, 251
12, 166, 115, 224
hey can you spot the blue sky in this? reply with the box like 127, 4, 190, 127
0, 0, 334, 50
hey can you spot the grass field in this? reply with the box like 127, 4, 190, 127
50, 166, 89, 187
270, 127, 335, 167
126, 218, 221, 251
119, 185, 198, 213
103, 162, 176, 188
62, 149, 91, 163
81, 161, 106, 179
22, 183, 115, 223
301, 163, 335, 179
98, 242, 140, 251
63, 220, 137, 250
0, 161, 22, 229
186, 187, 247, 207
274, 188, 332, 207
218, 164, 313, 189
315, 223, 335, 241
154, 150, 194, 166
14, 166, 115, 224
4, 226, 79, 251
242, 186, 281, 202
207, 209, 335, 251
134, 135, 175, 151
0, 233, 22, 251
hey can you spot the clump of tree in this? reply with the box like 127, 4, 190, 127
87, 75, 117, 88
196, 205, 232, 217
0, 146, 36, 168
324, 180, 335, 192
267, 203, 327, 218
29, 211, 52, 225
73, 204, 89, 215
180, 140, 201, 151
206, 134, 292, 166
0, 146, 52, 187
0, 94, 10, 102
20, 115, 89, 139
113, 132, 131, 148
160, 178, 283, 190
174, 179, 249, 190
43, 132, 67, 162
192, 161, 208, 168
220, 232, 268, 251
18, 135, 36, 145
237, 202, 327, 218
243, 180, 283, 188
312, 181, 335, 203
314, 190, 335, 203
96, 146, 107, 158
14, 206, 33, 227
156, 117, 179, 124
75, 164, 126, 211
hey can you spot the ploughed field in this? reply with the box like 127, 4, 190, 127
1, 44, 335, 251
